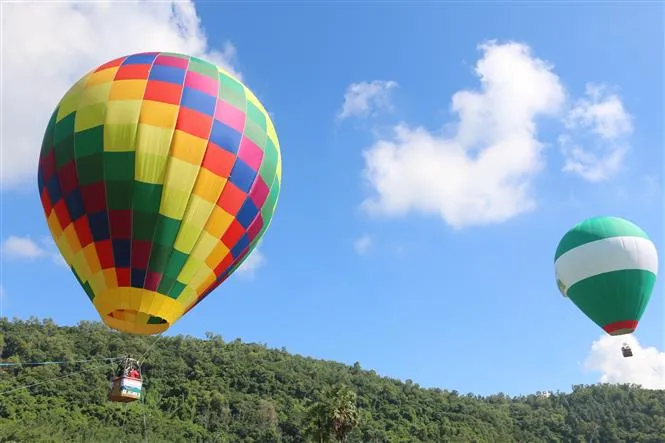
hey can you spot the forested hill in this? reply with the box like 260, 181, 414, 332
0, 319, 663, 443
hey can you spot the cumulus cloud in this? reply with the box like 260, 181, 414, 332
1, 235, 66, 266
584, 334, 665, 390
559, 83, 633, 182
1, 0, 240, 189
236, 247, 265, 278
360, 41, 565, 229
1, 236, 46, 260
353, 234, 372, 255
338, 80, 398, 120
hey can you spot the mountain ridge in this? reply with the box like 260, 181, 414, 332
0, 318, 663, 442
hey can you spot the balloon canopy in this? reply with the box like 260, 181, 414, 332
37, 52, 281, 335
554, 216, 658, 336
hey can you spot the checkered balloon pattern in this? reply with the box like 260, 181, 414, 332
37, 52, 282, 335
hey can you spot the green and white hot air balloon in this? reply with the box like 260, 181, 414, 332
554, 216, 658, 340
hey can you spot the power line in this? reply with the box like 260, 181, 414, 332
0, 357, 121, 396
0, 357, 118, 367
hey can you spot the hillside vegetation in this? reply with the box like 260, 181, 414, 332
0, 318, 663, 442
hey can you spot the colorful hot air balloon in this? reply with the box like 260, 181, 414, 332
37, 52, 281, 336
554, 216, 658, 336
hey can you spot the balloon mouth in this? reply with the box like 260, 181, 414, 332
108, 309, 167, 323
92, 287, 188, 336
603, 320, 638, 336
103, 310, 171, 336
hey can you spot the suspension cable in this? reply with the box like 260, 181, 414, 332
0, 357, 118, 367
0, 357, 121, 396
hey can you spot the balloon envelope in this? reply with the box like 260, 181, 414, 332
554, 216, 658, 336
37, 52, 281, 335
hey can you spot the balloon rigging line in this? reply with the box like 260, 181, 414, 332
137, 333, 165, 367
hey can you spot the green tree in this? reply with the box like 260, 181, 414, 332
0, 318, 664, 442
330, 385, 360, 442
307, 396, 333, 443
307, 385, 360, 443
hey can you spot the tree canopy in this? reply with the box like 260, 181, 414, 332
0, 318, 663, 442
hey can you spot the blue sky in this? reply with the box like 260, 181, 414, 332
1, 2, 663, 396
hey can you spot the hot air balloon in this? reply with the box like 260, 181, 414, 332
37, 52, 282, 340
554, 216, 658, 357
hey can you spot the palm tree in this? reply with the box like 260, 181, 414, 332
306, 385, 360, 443
329, 386, 360, 442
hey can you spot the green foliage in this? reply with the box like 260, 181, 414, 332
307, 385, 360, 442
0, 318, 663, 442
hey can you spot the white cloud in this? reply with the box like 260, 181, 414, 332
353, 235, 372, 255
565, 84, 633, 139
360, 41, 565, 229
1, 1, 240, 190
584, 334, 665, 390
559, 83, 633, 182
1, 236, 46, 260
338, 80, 398, 120
1, 235, 66, 266
236, 247, 265, 278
